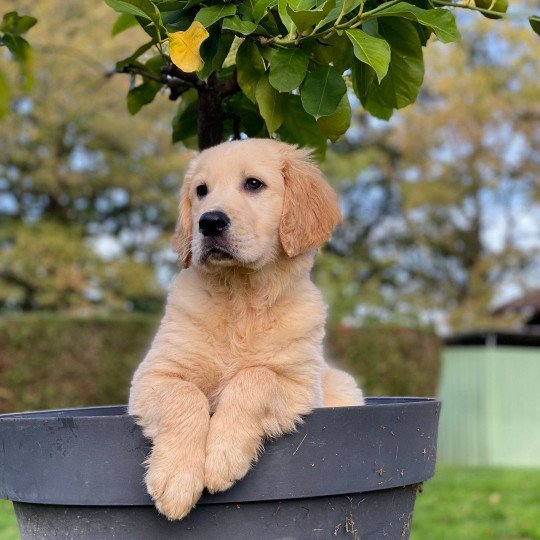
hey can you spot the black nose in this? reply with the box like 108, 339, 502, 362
199, 211, 231, 238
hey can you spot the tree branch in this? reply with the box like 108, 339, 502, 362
161, 63, 202, 87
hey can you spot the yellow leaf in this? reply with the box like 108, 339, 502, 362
168, 21, 209, 73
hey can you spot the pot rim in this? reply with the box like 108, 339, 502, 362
0, 397, 441, 506
0, 396, 437, 420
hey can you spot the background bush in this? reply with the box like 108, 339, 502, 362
0, 314, 158, 413
0, 315, 440, 413
326, 325, 441, 397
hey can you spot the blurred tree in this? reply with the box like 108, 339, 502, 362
0, 2, 187, 312
389, 17, 539, 330
315, 125, 402, 326
318, 10, 540, 331
1, 1, 538, 327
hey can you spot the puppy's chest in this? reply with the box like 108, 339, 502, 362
204, 305, 286, 359
186, 292, 310, 364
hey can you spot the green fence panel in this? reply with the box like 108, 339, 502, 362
438, 346, 540, 467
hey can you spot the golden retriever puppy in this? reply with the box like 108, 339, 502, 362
128, 138, 363, 521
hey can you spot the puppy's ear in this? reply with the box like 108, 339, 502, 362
173, 159, 196, 268
279, 146, 342, 258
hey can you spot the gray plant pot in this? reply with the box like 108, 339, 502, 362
0, 397, 440, 540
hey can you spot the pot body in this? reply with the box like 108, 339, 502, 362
14, 487, 418, 540
0, 397, 440, 540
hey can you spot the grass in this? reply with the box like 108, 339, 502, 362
412, 467, 540, 540
1, 467, 539, 539
0, 500, 18, 540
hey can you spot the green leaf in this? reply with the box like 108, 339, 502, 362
0, 12, 38, 35
236, 40, 266, 103
288, 0, 319, 9
351, 59, 392, 120
0, 69, 11, 119
225, 93, 266, 137
198, 31, 234, 79
301, 65, 347, 117
156, 0, 186, 12
172, 89, 199, 143
278, 95, 327, 160
2, 34, 30, 63
302, 33, 352, 74
351, 57, 369, 102
269, 49, 309, 92
197, 29, 220, 78
252, 0, 278, 23
286, 1, 335, 34
135, 14, 163, 39
104, 0, 163, 34
414, 22, 433, 46
351, 59, 388, 120
185, 0, 205, 9
222, 16, 258, 35
16, 15, 38, 34
112, 13, 138, 36
345, 29, 390, 82
163, 15, 193, 32
195, 4, 237, 27
257, 9, 280, 36
255, 73, 284, 134
329, 33, 354, 74
159, 2, 189, 26
530, 16, 540, 35
372, 2, 460, 43
1, 34, 33, 90
352, 18, 424, 119
319, 0, 361, 28
278, 0, 296, 34
316, 94, 351, 142
105, 0, 158, 20
213, 33, 235, 70
475, 0, 508, 19
377, 18, 424, 108
127, 80, 162, 114
361, 17, 378, 36
238, 3, 254, 21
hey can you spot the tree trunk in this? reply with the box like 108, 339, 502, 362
197, 76, 224, 150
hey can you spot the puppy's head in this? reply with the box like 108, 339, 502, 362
175, 139, 341, 270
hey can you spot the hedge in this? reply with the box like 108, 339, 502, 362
0, 314, 159, 413
325, 325, 441, 398
0, 315, 440, 413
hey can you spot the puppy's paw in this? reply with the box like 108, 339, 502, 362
145, 453, 204, 520
204, 432, 258, 494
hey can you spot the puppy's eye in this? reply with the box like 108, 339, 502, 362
196, 184, 208, 198
244, 178, 265, 192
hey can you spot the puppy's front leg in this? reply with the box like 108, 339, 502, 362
205, 366, 317, 493
129, 372, 210, 520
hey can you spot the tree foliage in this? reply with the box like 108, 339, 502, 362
102, 0, 540, 154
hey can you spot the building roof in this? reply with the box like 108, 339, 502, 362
492, 289, 540, 326
445, 330, 540, 347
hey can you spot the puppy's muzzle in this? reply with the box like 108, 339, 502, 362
199, 211, 231, 238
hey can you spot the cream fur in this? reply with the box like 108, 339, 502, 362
129, 138, 364, 521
